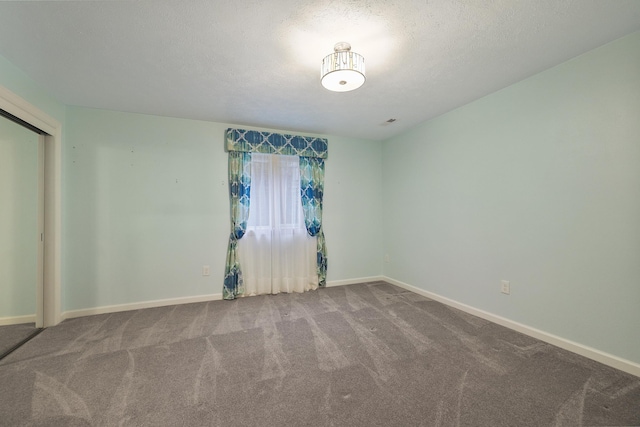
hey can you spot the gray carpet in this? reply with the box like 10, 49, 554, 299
0, 323, 38, 359
0, 282, 638, 426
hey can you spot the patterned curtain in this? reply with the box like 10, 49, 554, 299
225, 128, 328, 291
223, 151, 251, 300
226, 128, 328, 159
299, 156, 327, 286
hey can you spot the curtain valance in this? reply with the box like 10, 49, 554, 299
226, 128, 328, 159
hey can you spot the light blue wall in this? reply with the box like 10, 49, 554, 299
64, 107, 383, 311
382, 32, 640, 364
324, 134, 384, 280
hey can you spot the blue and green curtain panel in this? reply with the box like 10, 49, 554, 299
299, 156, 327, 286
223, 128, 328, 299
223, 151, 251, 300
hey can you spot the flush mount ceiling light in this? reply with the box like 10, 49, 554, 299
321, 42, 365, 92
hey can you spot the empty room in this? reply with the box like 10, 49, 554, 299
0, 1, 639, 426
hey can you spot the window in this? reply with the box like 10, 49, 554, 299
223, 128, 328, 300
237, 153, 318, 295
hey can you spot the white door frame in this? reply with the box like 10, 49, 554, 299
0, 85, 62, 327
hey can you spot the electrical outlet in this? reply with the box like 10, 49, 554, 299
384, 254, 390, 263
501, 280, 510, 295
202, 265, 210, 276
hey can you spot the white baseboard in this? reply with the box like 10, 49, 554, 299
383, 276, 640, 378
327, 276, 385, 288
59, 278, 385, 320
0, 314, 36, 326
61, 293, 223, 321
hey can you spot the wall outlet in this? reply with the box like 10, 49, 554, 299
501, 280, 510, 295
384, 254, 390, 263
202, 265, 210, 276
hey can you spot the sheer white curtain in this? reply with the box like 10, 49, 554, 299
237, 153, 318, 296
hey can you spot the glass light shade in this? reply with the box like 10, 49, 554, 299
321, 43, 365, 92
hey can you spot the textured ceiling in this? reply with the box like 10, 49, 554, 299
0, 1, 639, 141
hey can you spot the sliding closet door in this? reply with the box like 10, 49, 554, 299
0, 115, 43, 327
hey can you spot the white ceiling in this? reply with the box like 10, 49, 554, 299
0, 1, 639, 141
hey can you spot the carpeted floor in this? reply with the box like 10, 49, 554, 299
0, 323, 38, 359
0, 282, 638, 426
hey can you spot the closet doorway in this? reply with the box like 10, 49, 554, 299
0, 110, 45, 358
0, 85, 62, 338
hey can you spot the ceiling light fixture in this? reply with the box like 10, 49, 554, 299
321, 42, 365, 92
